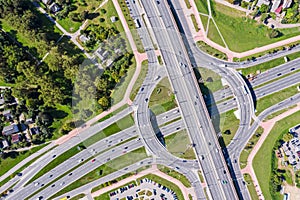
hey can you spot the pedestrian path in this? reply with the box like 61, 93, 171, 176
241, 103, 300, 200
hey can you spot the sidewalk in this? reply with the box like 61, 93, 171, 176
241, 103, 300, 200
91, 165, 195, 200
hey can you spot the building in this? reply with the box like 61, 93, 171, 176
3, 109, 12, 120
29, 127, 40, 135
49, 3, 61, 13
2, 124, 19, 136
11, 134, 20, 143
41, 0, 53, 5
283, 0, 293, 9
257, 0, 270, 7
0, 140, 9, 149
110, 16, 118, 23
79, 35, 90, 43
289, 124, 300, 136
271, 0, 282, 13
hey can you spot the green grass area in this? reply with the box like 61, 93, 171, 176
57, 18, 82, 34
207, 20, 225, 48
283, 169, 293, 185
209, 2, 300, 52
212, 109, 240, 146
118, 0, 144, 53
253, 111, 300, 200
264, 105, 297, 121
157, 56, 163, 65
130, 60, 149, 101
195, 0, 209, 14
243, 173, 259, 200
1, 9, 62, 58
137, 174, 184, 200
195, 67, 223, 94
111, 57, 136, 105
95, 104, 129, 124
26, 144, 85, 185
255, 85, 299, 114
51, 148, 148, 199
239, 51, 300, 76
0, 144, 48, 177
233, 41, 300, 62
239, 127, 264, 169
158, 165, 191, 187
94, 181, 137, 200
184, 0, 192, 9
197, 41, 228, 60
84, 113, 134, 147
198, 171, 205, 183
149, 78, 177, 115
165, 130, 196, 160
191, 14, 199, 32
200, 15, 209, 31
70, 193, 85, 200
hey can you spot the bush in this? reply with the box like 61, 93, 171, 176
99, 18, 105, 22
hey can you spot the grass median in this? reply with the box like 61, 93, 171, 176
50, 148, 148, 199
243, 173, 259, 200
165, 129, 196, 160
157, 165, 191, 187
253, 110, 300, 199
255, 85, 299, 114
130, 60, 149, 101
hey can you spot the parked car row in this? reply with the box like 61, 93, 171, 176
110, 183, 135, 197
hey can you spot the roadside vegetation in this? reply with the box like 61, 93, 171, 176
253, 111, 300, 200
130, 60, 149, 101
243, 173, 260, 200
197, 41, 228, 60
255, 85, 299, 114
149, 78, 177, 115
190, 14, 199, 32
50, 148, 148, 199
239, 127, 264, 169
164, 130, 196, 160
157, 165, 191, 187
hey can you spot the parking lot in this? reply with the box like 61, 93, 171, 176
109, 178, 178, 200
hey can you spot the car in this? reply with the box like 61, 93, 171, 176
60, 182, 65, 186
52, 155, 56, 158
145, 98, 148, 102
40, 184, 44, 187
154, 75, 160, 80
17, 173, 22, 176
37, 196, 43, 200
34, 182, 39, 187
107, 158, 110, 161
222, 180, 228, 184
176, 127, 180, 130
91, 159, 96, 162
182, 160, 187, 162
277, 73, 282, 76
69, 173, 73, 176
78, 158, 84, 163
51, 184, 55, 187
124, 146, 128, 149
291, 67, 295, 71
49, 174, 53, 178
124, 168, 128, 170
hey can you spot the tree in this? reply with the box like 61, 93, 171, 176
268, 29, 281, 38
98, 96, 109, 109
99, 18, 105, 22
80, 10, 89, 21
260, 4, 269, 13
94, 77, 108, 92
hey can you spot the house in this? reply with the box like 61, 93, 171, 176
41, 0, 53, 5
0, 98, 4, 106
275, 5, 283, 14
283, 0, 293, 9
271, 0, 282, 12
0, 140, 9, 149
49, 3, 61, 13
30, 127, 40, 135
110, 16, 118, 23
25, 118, 34, 125
3, 109, 12, 120
79, 35, 90, 43
11, 134, 20, 143
257, 0, 270, 7
2, 124, 19, 136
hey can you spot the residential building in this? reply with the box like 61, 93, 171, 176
110, 16, 118, 23
49, 3, 61, 13
3, 109, 12, 120
0, 140, 9, 149
283, 0, 293, 9
257, 0, 271, 7
2, 124, 19, 136
271, 0, 282, 12
11, 134, 20, 143
41, 0, 53, 5
30, 127, 40, 135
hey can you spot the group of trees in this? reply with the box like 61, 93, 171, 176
282, 1, 300, 24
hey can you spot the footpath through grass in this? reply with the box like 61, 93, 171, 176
51, 148, 148, 199
255, 85, 299, 114
165, 129, 196, 160
253, 111, 300, 200
207, 2, 300, 52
